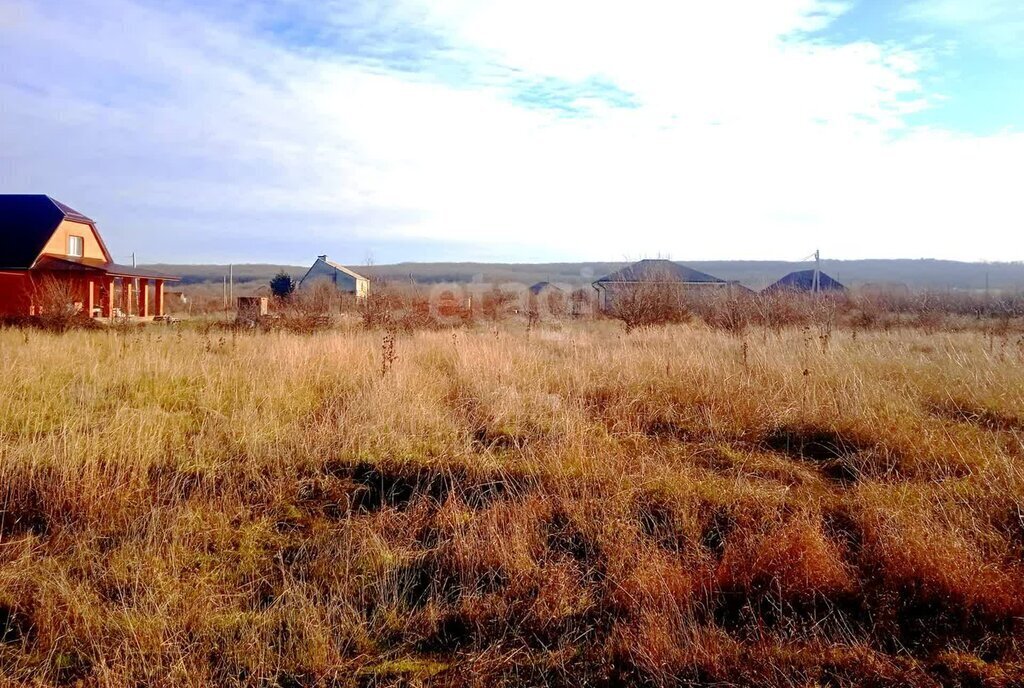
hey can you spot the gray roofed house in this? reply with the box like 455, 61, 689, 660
591, 258, 729, 311
299, 255, 369, 298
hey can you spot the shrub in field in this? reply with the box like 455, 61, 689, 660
29, 276, 93, 332
269, 271, 296, 300
606, 279, 693, 333
480, 285, 518, 322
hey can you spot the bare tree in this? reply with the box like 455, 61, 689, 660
31, 276, 84, 331
606, 268, 692, 333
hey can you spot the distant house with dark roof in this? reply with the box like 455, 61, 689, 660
591, 258, 729, 311
0, 195, 178, 318
299, 255, 369, 298
528, 281, 560, 296
527, 281, 565, 315
764, 269, 845, 294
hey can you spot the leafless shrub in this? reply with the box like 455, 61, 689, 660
698, 292, 757, 335
360, 287, 402, 330
31, 276, 91, 332
606, 270, 695, 333
481, 285, 518, 322
570, 288, 596, 318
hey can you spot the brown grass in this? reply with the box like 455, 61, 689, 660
0, 320, 1022, 686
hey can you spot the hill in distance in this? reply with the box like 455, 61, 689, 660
143, 259, 1024, 292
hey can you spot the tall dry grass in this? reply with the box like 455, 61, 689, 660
0, 321, 1022, 686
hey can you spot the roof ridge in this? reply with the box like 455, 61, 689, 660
594, 259, 725, 284
322, 258, 367, 280
46, 196, 94, 223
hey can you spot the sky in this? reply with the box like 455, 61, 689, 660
1, 0, 1023, 265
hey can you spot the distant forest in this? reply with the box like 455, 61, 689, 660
143, 259, 1024, 292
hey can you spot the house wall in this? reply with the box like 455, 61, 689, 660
40, 220, 109, 261
302, 260, 360, 293
0, 273, 32, 316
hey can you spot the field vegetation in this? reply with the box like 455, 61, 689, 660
1, 297, 1023, 686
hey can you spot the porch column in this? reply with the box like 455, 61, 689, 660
102, 277, 115, 318
121, 279, 132, 316
154, 279, 165, 317
138, 278, 150, 318
85, 278, 96, 318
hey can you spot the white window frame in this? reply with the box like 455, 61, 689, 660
68, 235, 84, 258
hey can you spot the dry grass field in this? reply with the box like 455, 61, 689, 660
1, 320, 1023, 686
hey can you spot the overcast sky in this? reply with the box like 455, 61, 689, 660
1, 0, 1023, 264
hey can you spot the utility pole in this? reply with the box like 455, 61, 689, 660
222, 276, 227, 309
985, 270, 991, 317
229, 264, 234, 305
132, 253, 138, 314
813, 249, 821, 295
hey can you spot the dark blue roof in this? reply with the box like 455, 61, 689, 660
766, 269, 845, 293
529, 281, 562, 295
0, 195, 94, 270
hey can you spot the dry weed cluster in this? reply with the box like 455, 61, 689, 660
0, 320, 1022, 686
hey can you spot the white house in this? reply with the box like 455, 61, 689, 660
299, 255, 369, 298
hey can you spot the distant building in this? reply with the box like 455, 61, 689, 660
299, 255, 369, 298
528, 281, 560, 296
237, 296, 269, 320
0, 195, 178, 318
591, 259, 729, 311
764, 269, 845, 294
527, 281, 565, 315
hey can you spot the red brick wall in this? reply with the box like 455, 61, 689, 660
0, 272, 33, 316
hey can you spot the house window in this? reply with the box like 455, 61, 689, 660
68, 235, 84, 258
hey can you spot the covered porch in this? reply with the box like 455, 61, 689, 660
32, 255, 178, 319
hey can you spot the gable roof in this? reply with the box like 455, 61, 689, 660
528, 281, 563, 295
0, 195, 105, 270
765, 269, 845, 293
299, 256, 368, 285
33, 254, 179, 281
594, 259, 725, 285
323, 258, 367, 281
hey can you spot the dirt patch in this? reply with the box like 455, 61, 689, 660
0, 605, 28, 645
321, 461, 533, 514
0, 488, 49, 538
643, 419, 696, 442
762, 426, 868, 484
472, 426, 530, 451
928, 401, 1023, 433
545, 510, 605, 582
700, 507, 735, 559
397, 552, 509, 612
634, 489, 691, 553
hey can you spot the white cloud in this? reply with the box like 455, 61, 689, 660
0, 0, 1021, 262
902, 0, 1024, 57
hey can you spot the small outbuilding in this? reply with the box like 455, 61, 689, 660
237, 296, 269, 320
764, 269, 845, 294
299, 255, 369, 298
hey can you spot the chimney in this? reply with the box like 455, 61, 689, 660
317, 254, 327, 261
